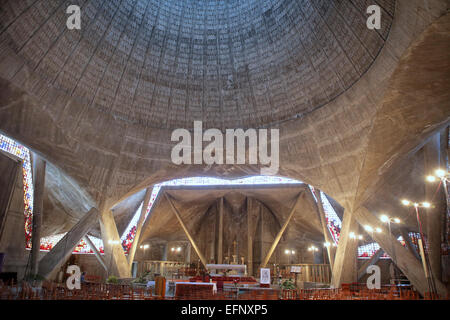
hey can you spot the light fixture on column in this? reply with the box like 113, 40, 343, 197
308, 245, 318, 263
401, 198, 437, 294
285, 249, 295, 264
349, 232, 363, 241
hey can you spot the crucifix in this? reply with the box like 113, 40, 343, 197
232, 240, 238, 264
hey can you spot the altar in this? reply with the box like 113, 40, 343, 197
205, 264, 247, 276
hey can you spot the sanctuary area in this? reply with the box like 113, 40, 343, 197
0, 0, 449, 301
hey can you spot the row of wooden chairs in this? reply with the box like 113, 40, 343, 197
1, 280, 446, 300
0, 281, 160, 300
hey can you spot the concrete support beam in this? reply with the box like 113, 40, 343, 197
30, 154, 46, 276
331, 210, 359, 287
127, 187, 152, 267
354, 206, 448, 297
310, 188, 336, 269
162, 242, 168, 261
99, 209, 130, 278
247, 197, 253, 276
260, 192, 303, 268
38, 208, 99, 279
218, 197, 224, 264
424, 133, 444, 281
164, 193, 208, 268
83, 235, 107, 271
400, 229, 421, 260
357, 249, 384, 281
185, 242, 191, 263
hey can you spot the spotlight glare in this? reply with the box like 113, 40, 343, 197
376, 227, 382, 233
401, 200, 410, 206
364, 225, 373, 233
394, 218, 401, 223
435, 169, 446, 178
426, 175, 436, 182
380, 215, 389, 223
285, 249, 290, 254
422, 202, 431, 208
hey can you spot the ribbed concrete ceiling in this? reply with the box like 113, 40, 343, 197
2, 0, 395, 129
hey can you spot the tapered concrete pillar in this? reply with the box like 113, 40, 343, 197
38, 208, 99, 279
354, 206, 447, 297
331, 210, 359, 287
218, 197, 224, 264
127, 188, 152, 267
30, 154, 46, 276
424, 133, 444, 281
99, 209, 130, 278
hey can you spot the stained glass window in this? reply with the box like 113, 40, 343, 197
40, 233, 104, 254
0, 134, 34, 248
358, 236, 405, 259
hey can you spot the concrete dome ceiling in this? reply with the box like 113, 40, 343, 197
3, 0, 395, 129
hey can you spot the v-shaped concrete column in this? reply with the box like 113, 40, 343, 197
260, 192, 303, 268
99, 209, 130, 278
83, 235, 107, 271
165, 192, 208, 268
354, 206, 447, 297
127, 187, 152, 268
331, 210, 359, 287
38, 207, 99, 279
